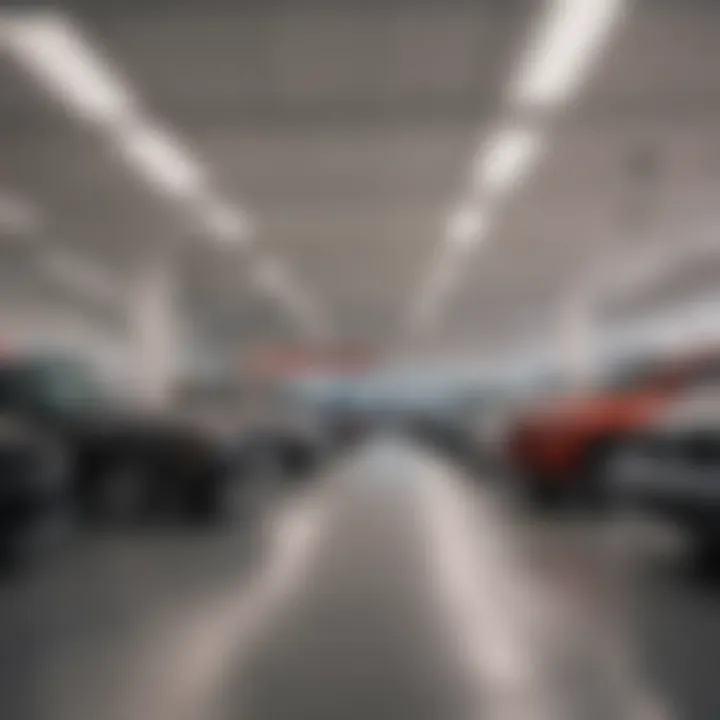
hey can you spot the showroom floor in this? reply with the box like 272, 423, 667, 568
1, 440, 718, 720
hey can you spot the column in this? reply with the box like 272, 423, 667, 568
131, 245, 178, 408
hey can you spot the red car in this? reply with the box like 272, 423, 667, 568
507, 351, 720, 505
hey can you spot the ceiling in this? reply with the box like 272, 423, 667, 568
1, 0, 720, 364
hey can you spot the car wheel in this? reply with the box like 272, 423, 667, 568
525, 474, 565, 511
578, 441, 616, 511
693, 528, 720, 568
186, 477, 239, 525
0, 521, 26, 575
0, 440, 72, 575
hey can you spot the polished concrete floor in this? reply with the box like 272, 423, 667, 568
1, 439, 718, 720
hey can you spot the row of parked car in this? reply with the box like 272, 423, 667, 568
0, 354, 328, 573
501, 350, 720, 556
376, 349, 720, 559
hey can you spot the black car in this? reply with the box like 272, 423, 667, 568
230, 425, 321, 483
0, 415, 68, 571
0, 356, 239, 525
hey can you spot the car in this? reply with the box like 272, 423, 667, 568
506, 350, 720, 507
232, 419, 328, 482
0, 355, 242, 525
608, 385, 720, 557
0, 415, 68, 572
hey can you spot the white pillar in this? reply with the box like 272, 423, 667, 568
131, 246, 178, 408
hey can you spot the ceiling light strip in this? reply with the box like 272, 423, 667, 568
3, 11, 325, 335
1, 12, 248, 245
2, 12, 136, 125
114, 120, 204, 199
409, 0, 628, 334
473, 126, 545, 199
511, 0, 627, 109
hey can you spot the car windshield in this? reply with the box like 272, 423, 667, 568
600, 359, 663, 392
0, 358, 110, 412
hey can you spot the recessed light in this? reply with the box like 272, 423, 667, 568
511, 0, 627, 109
474, 126, 544, 197
5, 12, 136, 126
116, 121, 204, 198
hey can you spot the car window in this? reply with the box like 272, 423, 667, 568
0, 359, 109, 412
601, 359, 662, 392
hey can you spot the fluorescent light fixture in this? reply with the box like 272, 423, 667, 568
511, 0, 627, 108
3, 12, 326, 332
407, 0, 626, 338
202, 202, 252, 244
447, 207, 488, 250
4, 12, 136, 125
474, 126, 544, 197
117, 122, 204, 198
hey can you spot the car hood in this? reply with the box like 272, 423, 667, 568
60, 406, 213, 446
